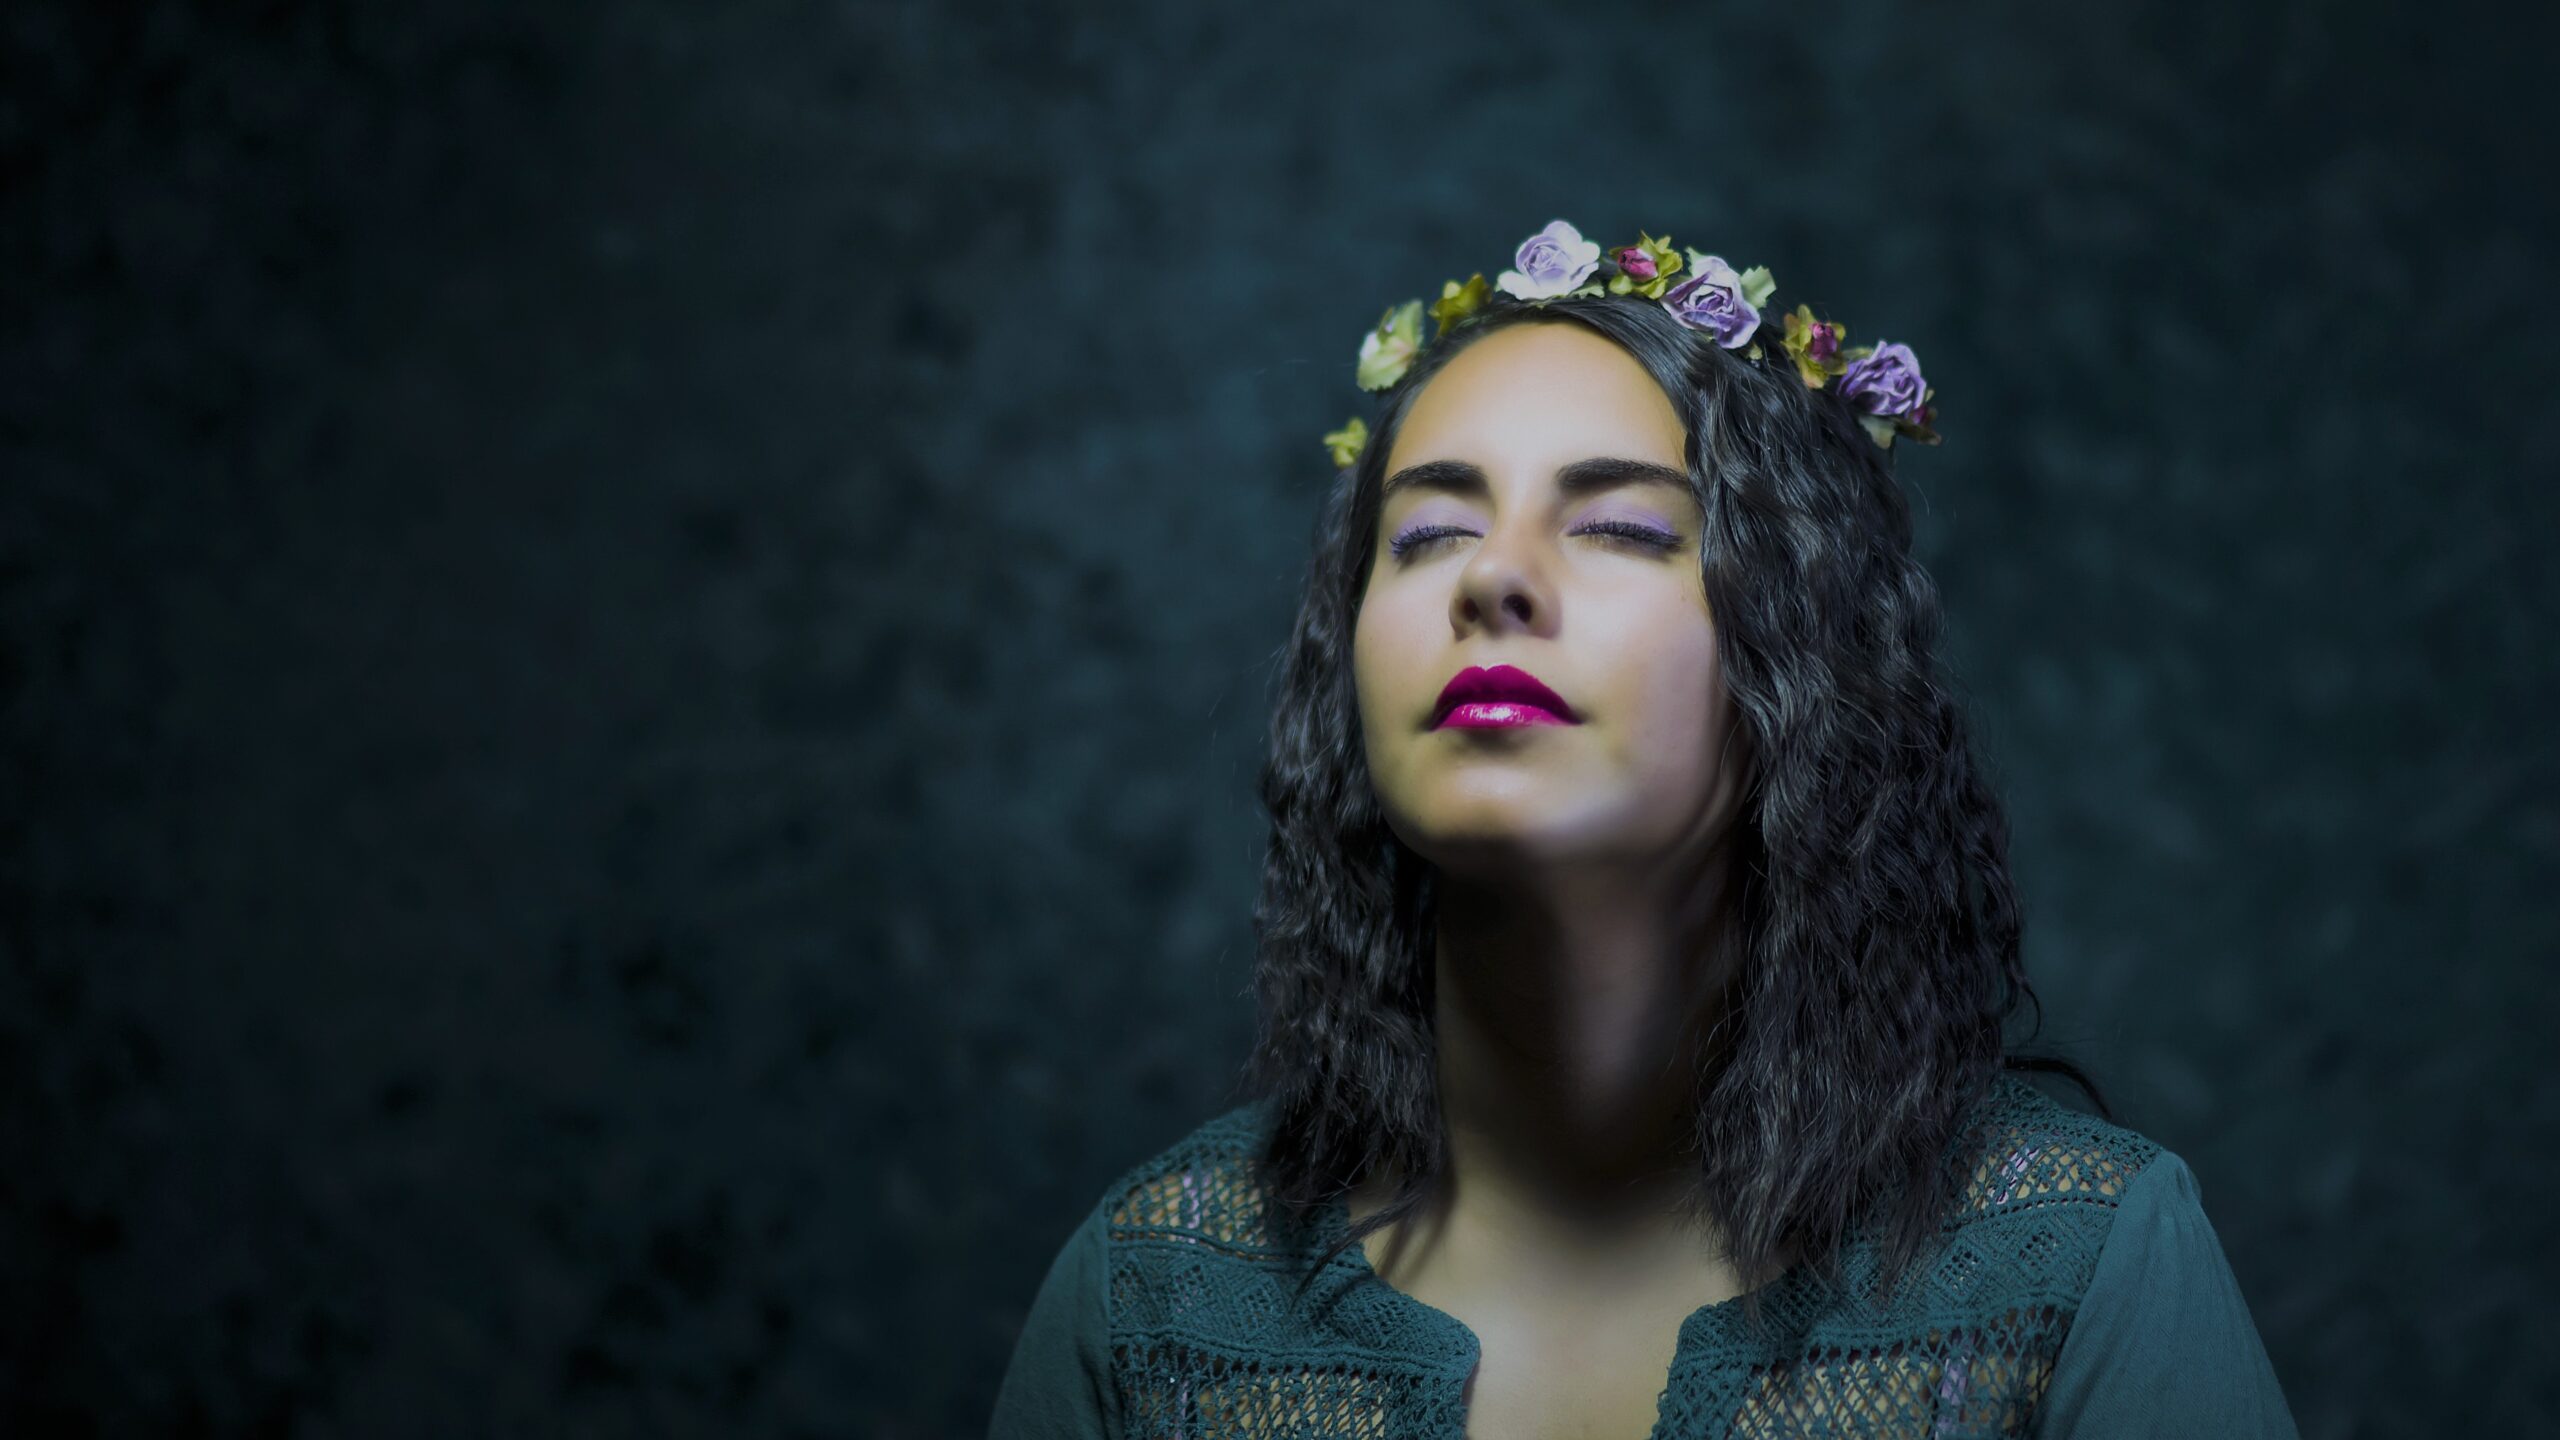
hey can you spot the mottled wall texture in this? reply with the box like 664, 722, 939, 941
3, 0, 2552, 1435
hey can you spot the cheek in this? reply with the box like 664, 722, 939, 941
1610, 626, 1730, 786
1350, 601, 1383, 711
1348, 601, 1403, 763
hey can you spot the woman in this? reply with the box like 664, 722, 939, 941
990, 221, 2298, 1438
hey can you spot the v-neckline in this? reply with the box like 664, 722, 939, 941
1315, 1187, 1783, 1439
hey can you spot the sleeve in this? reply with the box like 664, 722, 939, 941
986, 1194, 1121, 1440
2033, 1150, 2300, 1439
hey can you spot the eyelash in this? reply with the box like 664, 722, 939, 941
1387, 519, 1680, 560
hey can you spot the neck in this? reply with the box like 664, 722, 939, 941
1419, 844, 1745, 1253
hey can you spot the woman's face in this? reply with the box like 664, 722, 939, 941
1352, 322, 1749, 878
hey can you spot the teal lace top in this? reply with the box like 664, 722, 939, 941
989, 1073, 2298, 1438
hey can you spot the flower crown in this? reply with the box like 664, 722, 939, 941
1321, 218, 1940, 470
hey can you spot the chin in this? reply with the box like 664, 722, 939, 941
1396, 800, 1624, 868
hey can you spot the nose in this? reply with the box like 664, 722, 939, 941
1449, 524, 1557, 637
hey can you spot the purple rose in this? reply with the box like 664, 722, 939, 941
1495, 219, 1602, 300
1838, 341, 1928, 420
1659, 254, 1760, 348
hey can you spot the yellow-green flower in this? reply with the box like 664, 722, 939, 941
1606, 231, 1685, 299
1779, 303, 1849, 388
1322, 414, 1370, 469
1429, 273, 1490, 336
1355, 299, 1425, 391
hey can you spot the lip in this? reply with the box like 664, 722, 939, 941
1430, 663, 1579, 730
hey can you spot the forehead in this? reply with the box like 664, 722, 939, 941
1385, 323, 1686, 475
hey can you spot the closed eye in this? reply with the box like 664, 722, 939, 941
1388, 520, 1681, 560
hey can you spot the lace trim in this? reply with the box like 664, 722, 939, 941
1102, 1073, 2158, 1437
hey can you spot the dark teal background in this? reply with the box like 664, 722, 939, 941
4, 1, 2553, 1435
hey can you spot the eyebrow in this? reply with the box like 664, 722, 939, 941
1378, 456, 1693, 505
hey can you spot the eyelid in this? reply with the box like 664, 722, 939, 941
1388, 516, 1679, 557
1391, 503, 1679, 538
1394, 496, 1677, 530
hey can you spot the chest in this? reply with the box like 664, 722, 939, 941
1377, 1245, 1740, 1440
1458, 1315, 1683, 1440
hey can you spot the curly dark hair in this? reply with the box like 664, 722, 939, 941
1240, 287, 2110, 1334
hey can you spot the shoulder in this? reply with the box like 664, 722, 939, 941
1096, 1079, 2174, 1231
1095, 1096, 1290, 1248
2001, 1079, 2303, 1433
1086, 1098, 1359, 1365
1901, 1069, 2190, 1315
1943, 1069, 2171, 1225
1085, 1078, 2193, 1298
1091, 1078, 2179, 1250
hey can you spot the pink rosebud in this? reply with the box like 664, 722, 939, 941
1614, 246, 1658, 281
1807, 323, 1840, 363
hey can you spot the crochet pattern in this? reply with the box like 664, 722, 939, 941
1101, 1072, 2160, 1438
